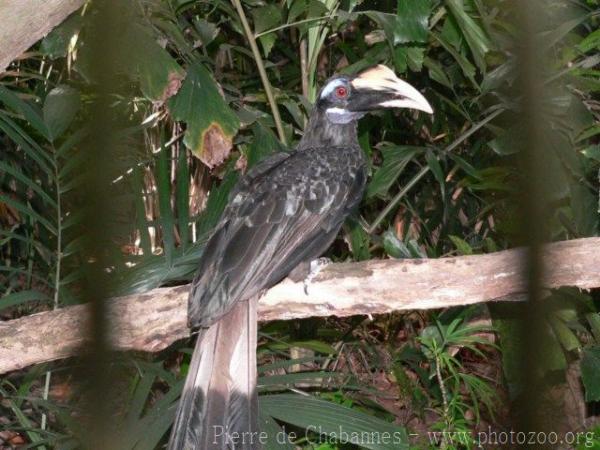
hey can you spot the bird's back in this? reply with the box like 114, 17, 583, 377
188, 144, 366, 328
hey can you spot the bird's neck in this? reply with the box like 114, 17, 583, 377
297, 108, 359, 150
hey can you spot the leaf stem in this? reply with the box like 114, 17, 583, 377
231, 0, 287, 145
255, 14, 336, 39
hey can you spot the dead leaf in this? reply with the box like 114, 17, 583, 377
160, 71, 184, 102
200, 123, 232, 169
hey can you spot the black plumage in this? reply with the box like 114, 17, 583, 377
168, 65, 432, 450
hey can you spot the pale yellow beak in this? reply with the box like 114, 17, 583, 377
351, 65, 433, 114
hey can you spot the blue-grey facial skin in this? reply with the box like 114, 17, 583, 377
318, 77, 362, 124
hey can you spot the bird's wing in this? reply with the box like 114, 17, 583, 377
188, 147, 365, 327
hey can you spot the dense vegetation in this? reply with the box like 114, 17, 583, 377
1, 0, 599, 448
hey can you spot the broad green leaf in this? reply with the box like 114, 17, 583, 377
259, 410, 295, 450
43, 85, 80, 141
424, 57, 452, 89
288, 0, 308, 22
260, 394, 409, 450
367, 146, 421, 198
194, 18, 219, 46
259, 33, 277, 57
488, 129, 520, 155
569, 182, 598, 236
40, 13, 82, 59
132, 25, 185, 102
252, 4, 282, 34
581, 346, 600, 402
169, 64, 240, 168
366, 0, 431, 46
449, 235, 473, 255
394, 46, 425, 73
246, 122, 285, 169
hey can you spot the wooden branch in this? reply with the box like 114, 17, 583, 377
0, 0, 85, 73
1, 238, 599, 375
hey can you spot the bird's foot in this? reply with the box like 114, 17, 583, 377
303, 257, 331, 295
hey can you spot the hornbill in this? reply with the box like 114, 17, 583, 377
167, 65, 433, 450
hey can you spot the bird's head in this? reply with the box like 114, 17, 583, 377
316, 65, 433, 124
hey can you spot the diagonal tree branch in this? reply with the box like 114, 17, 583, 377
1, 237, 599, 375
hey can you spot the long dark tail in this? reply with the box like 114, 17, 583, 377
168, 298, 260, 450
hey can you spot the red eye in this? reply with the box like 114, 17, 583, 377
335, 86, 348, 98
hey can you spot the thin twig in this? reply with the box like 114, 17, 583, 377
230, 0, 287, 145
255, 14, 336, 38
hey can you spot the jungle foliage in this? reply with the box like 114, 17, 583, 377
0, 0, 599, 448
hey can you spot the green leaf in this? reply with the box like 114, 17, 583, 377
259, 410, 295, 449
549, 317, 581, 352
260, 394, 409, 450
425, 150, 445, 197
194, 18, 219, 46
40, 13, 82, 59
252, 4, 282, 34
449, 235, 473, 255
132, 27, 185, 102
259, 371, 341, 387
259, 33, 277, 57
367, 146, 421, 198
288, 0, 307, 22
366, 0, 432, 46
444, 0, 492, 71
176, 149, 191, 249
581, 346, 600, 402
0, 290, 50, 311
0, 113, 53, 176
382, 230, 411, 259
43, 85, 80, 141
268, 340, 336, 354
0, 86, 49, 139
0, 160, 57, 209
0, 193, 57, 235
581, 145, 600, 162
169, 63, 240, 168
246, 122, 285, 169
347, 219, 370, 261
488, 127, 521, 155
157, 144, 175, 263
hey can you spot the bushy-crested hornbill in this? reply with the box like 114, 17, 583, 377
167, 65, 432, 450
